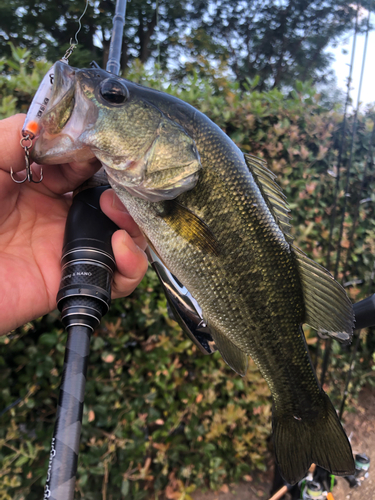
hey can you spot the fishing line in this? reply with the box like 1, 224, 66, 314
342, 12, 372, 279
334, 8, 370, 279
156, 0, 161, 90
319, 3, 360, 387
325, 3, 359, 274
62, 0, 90, 62
13, 0, 91, 183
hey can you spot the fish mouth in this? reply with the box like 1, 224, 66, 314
32, 61, 97, 165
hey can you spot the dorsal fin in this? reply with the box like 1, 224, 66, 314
244, 153, 293, 242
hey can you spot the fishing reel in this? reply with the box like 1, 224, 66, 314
343, 453, 370, 488
300, 480, 325, 500
286, 454, 371, 500
300, 454, 371, 497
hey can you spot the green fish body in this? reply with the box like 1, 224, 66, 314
32, 62, 355, 484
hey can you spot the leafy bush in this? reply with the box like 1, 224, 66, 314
0, 45, 51, 119
1, 49, 375, 499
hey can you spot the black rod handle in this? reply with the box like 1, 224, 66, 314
353, 294, 375, 330
57, 186, 118, 331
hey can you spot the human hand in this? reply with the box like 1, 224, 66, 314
0, 114, 148, 335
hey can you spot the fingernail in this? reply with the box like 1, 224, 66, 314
121, 230, 139, 253
112, 192, 129, 213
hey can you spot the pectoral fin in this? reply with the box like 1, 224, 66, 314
161, 200, 220, 256
293, 246, 355, 343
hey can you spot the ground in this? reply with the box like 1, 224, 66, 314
192, 386, 375, 500
334, 386, 375, 500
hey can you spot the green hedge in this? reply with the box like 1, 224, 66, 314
1, 46, 375, 499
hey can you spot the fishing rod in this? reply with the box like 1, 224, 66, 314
333, 9, 371, 280
320, 3, 363, 389
343, 114, 375, 279
325, 2, 360, 274
41, 3, 127, 499
317, 3, 360, 387
342, 12, 373, 279
271, 7, 374, 498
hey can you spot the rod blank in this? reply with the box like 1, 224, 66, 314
106, 0, 127, 75
44, 326, 91, 500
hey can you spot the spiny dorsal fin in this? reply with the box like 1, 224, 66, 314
244, 153, 293, 242
293, 246, 355, 343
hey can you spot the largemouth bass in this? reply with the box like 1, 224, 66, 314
32, 61, 355, 484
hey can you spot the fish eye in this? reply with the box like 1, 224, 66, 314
99, 79, 129, 104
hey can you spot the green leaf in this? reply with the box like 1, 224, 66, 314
15, 455, 29, 467
295, 80, 303, 92
121, 479, 130, 496
38, 333, 57, 348
93, 337, 105, 350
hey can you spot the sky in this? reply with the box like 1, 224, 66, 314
329, 20, 374, 110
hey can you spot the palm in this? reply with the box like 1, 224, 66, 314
0, 180, 70, 329
0, 116, 101, 332
0, 114, 148, 335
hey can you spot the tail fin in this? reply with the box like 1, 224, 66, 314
273, 391, 355, 485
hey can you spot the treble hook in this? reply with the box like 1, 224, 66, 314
10, 136, 43, 184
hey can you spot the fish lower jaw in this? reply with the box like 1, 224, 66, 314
33, 148, 95, 165
32, 133, 95, 165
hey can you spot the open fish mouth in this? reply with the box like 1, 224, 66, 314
31, 61, 98, 165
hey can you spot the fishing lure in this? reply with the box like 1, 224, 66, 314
11, 0, 88, 184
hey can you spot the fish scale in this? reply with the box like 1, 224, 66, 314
32, 61, 355, 485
